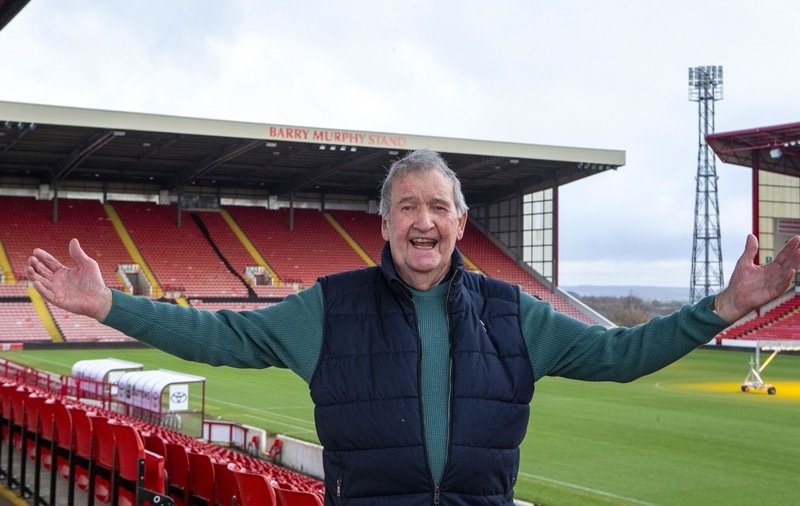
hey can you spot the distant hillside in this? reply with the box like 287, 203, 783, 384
563, 285, 691, 303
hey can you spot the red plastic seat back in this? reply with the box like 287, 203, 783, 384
65, 405, 94, 489
46, 399, 72, 477
164, 441, 190, 505
232, 467, 278, 506
108, 421, 144, 481
212, 460, 239, 506
143, 432, 167, 458
187, 451, 215, 502
66, 405, 94, 459
275, 487, 324, 506
89, 414, 114, 503
48, 400, 73, 449
89, 414, 114, 469
142, 450, 167, 494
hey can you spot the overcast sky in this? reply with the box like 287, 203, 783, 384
3, 0, 799, 289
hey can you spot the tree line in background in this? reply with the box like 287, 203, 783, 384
574, 295, 684, 327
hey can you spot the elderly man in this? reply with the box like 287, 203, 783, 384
27, 149, 800, 505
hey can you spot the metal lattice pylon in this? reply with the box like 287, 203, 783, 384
689, 66, 724, 303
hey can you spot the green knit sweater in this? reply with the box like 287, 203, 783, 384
103, 284, 727, 484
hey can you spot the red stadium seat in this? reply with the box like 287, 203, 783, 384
231, 464, 278, 506
109, 420, 172, 506
275, 486, 324, 506
143, 432, 168, 460
25, 392, 48, 500
164, 442, 190, 506
65, 404, 95, 493
89, 413, 114, 503
187, 450, 215, 504
213, 459, 239, 506
47, 399, 75, 505
7, 386, 30, 493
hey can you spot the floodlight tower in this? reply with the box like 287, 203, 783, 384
688, 65, 724, 303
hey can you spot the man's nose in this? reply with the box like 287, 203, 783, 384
413, 208, 435, 229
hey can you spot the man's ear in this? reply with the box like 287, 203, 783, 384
456, 211, 467, 240
381, 217, 390, 241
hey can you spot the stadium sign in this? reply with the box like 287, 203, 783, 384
267, 125, 407, 148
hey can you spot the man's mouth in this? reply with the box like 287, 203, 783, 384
410, 238, 437, 249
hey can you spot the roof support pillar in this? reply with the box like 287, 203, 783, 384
752, 151, 760, 264
552, 183, 559, 288
176, 187, 183, 227
288, 191, 295, 231
51, 182, 59, 223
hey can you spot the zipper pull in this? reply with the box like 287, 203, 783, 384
337, 478, 342, 497
433, 486, 440, 505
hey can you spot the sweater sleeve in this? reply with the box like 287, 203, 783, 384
522, 293, 729, 382
101, 284, 325, 383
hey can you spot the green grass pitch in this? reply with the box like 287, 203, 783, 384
1, 347, 797, 505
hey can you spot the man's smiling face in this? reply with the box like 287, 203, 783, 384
381, 168, 467, 290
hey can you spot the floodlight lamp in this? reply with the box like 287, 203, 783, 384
769, 148, 783, 159
265, 141, 278, 148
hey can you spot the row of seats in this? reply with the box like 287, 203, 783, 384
227, 206, 369, 287
111, 201, 251, 298
2, 196, 577, 306
458, 222, 593, 322
48, 304, 132, 343
2, 196, 600, 343
716, 294, 800, 342
0, 302, 52, 342
0, 377, 324, 505
0, 196, 130, 291
1, 197, 371, 298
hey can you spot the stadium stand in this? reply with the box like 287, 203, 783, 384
716, 293, 800, 342
327, 209, 595, 322
47, 303, 132, 343
0, 372, 326, 506
0, 196, 131, 290
227, 206, 369, 287
457, 222, 593, 322
0, 199, 600, 345
111, 201, 250, 298
0, 285, 27, 297
0, 301, 51, 342
327, 209, 385, 262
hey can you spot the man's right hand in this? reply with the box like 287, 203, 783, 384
27, 238, 112, 321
